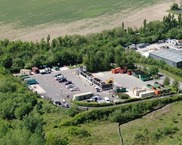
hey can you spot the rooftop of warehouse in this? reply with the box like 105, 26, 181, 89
149, 49, 182, 63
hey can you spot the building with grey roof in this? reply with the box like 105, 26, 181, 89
149, 49, 182, 68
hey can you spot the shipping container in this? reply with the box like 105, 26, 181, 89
32, 67, 39, 74
139, 91, 155, 97
133, 88, 146, 96
72, 92, 94, 101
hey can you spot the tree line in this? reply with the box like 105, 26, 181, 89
0, 13, 182, 73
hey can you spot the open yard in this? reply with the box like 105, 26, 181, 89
0, 0, 177, 41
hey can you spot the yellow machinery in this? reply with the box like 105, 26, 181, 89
106, 78, 114, 84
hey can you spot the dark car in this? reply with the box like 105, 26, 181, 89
59, 78, 67, 83
65, 81, 72, 85
62, 103, 69, 108
54, 73, 62, 77
53, 101, 62, 106
96, 87, 102, 92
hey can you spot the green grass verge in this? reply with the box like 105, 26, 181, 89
46, 96, 182, 145
74, 101, 182, 145
61, 95, 182, 126
0, 0, 162, 26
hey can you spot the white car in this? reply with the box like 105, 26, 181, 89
70, 87, 79, 92
66, 84, 75, 89
104, 97, 111, 103
55, 75, 63, 80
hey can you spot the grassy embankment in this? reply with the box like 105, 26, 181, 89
41, 95, 182, 145
0, 0, 161, 26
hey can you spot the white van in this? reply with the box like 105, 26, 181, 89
104, 97, 111, 103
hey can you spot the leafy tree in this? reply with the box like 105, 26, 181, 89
170, 3, 179, 10
148, 66, 159, 76
14, 103, 32, 120
172, 80, 180, 93
163, 76, 170, 86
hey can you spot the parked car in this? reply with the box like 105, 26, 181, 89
95, 87, 102, 92
87, 96, 102, 102
54, 74, 62, 80
40, 95, 45, 99
55, 75, 64, 80
40, 69, 51, 74
65, 81, 72, 85
53, 101, 62, 106
54, 73, 62, 77
70, 87, 79, 92
104, 97, 111, 103
62, 103, 69, 108
58, 78, 67, 83
66, 84, 75, 89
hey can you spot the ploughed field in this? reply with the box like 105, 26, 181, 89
0, 0, 160, 26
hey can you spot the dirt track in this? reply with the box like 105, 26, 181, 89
0, 0, 177, 42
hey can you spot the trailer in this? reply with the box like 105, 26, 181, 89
72, 92, 94, 101
139, 91, 155, 98
113, 86, 126, 93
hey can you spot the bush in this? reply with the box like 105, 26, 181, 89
151, 130, 162, 141
68, 127, 90, 138
162, 126, 179, 136
170, 3, 179, 10
61, 95, 182, 126
134, 132, 144, 140
14, 103, 32, 119
73, 101, 113, 107
117, 93, 130, 99
67, 105, 80, 117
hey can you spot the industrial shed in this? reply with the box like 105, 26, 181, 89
149, 49, 182, 68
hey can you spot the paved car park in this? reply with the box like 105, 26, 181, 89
29, 67, 182, 104
29, 67, 111, 104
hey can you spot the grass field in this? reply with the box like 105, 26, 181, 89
53, 101, 181, 145
0, 0, 161, 26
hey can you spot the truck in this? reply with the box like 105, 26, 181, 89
72, 92, 94, 101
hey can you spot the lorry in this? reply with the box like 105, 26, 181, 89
72, 92, 94, 101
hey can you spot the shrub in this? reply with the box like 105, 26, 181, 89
134, 132, 144, 140
171, 3, 179, 10
67, 105, 80, 117
73, 101, 113, 107
162, 126, 179, 136
68, 127, 90, 138
61, 95, 182, 126
117, 93, 130, 99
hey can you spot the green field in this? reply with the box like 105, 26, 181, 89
51, 101, 182, 145
0, 0, 161, 26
